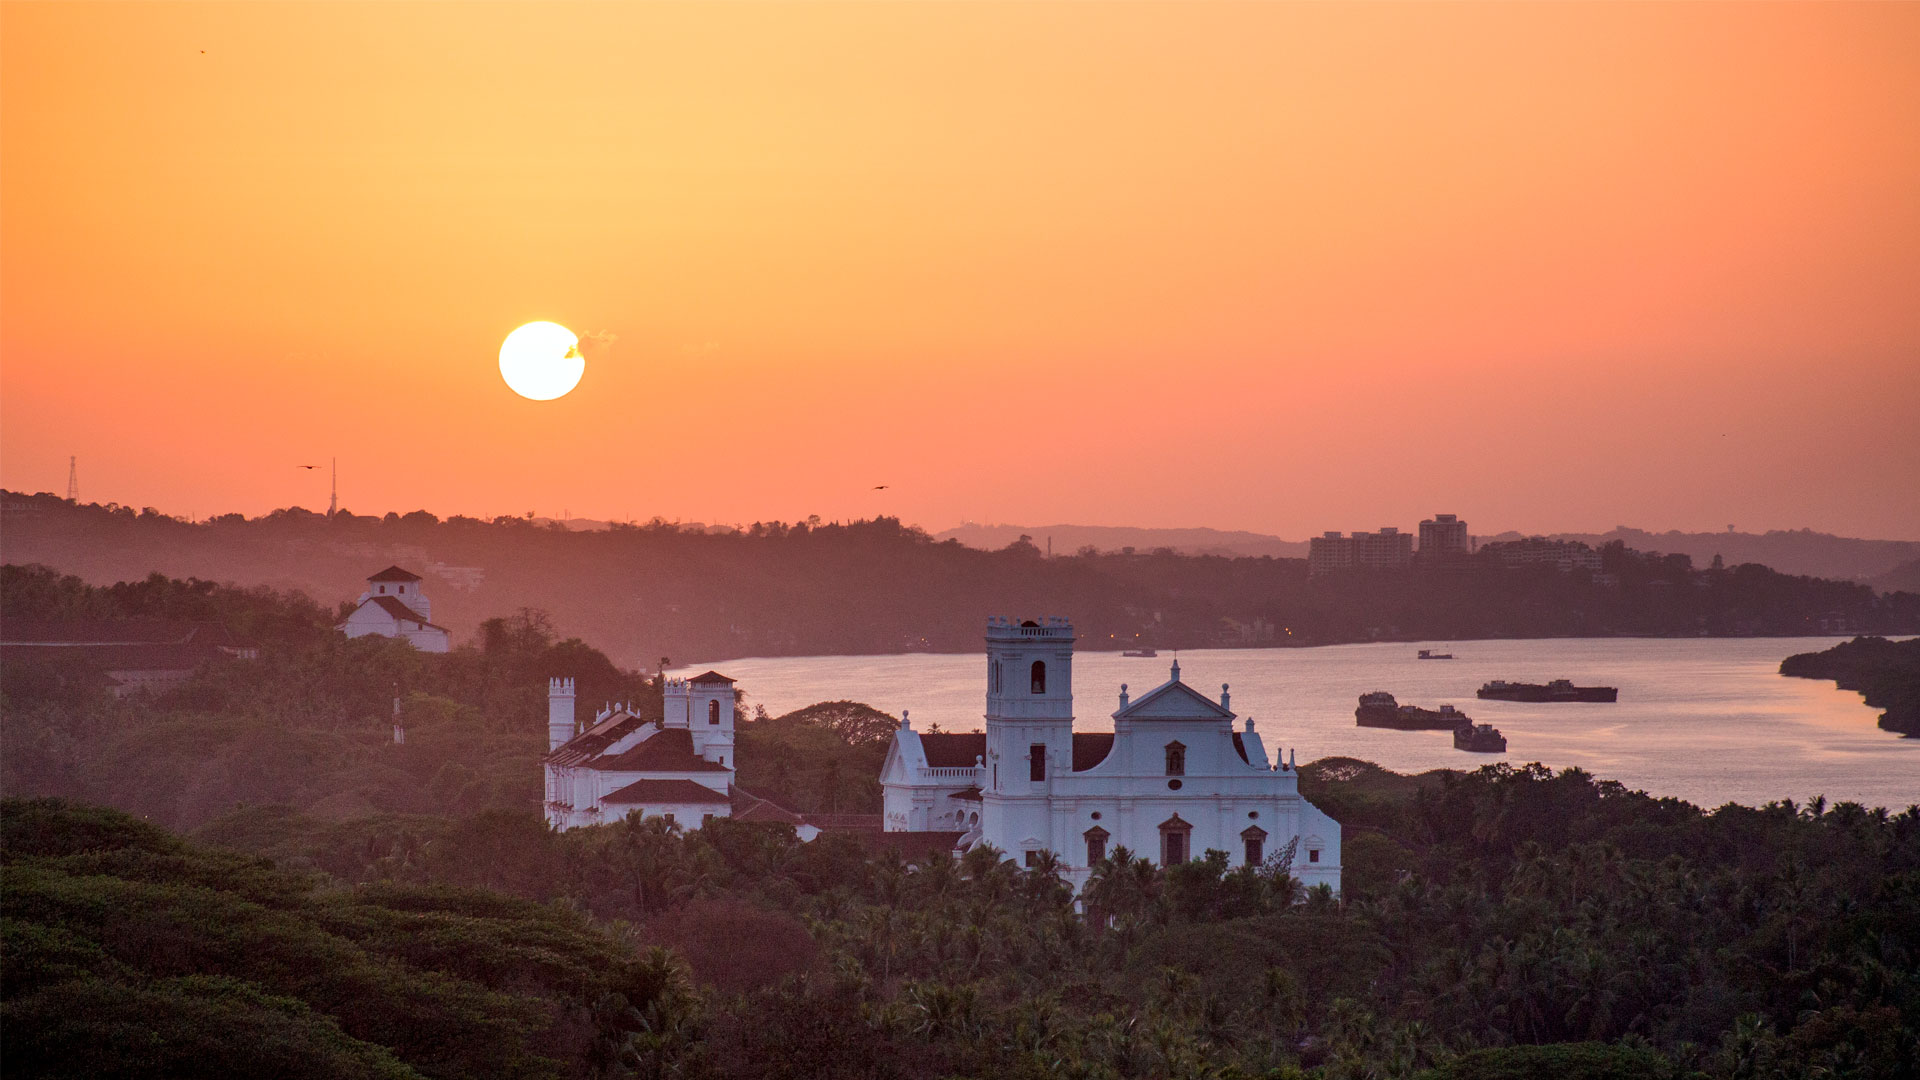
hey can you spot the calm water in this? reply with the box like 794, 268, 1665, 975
677, 637, 1919, 811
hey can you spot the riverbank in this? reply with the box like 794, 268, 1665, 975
1781, 636, 1920, 737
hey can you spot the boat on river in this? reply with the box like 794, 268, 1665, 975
1478, 679, 1618, 703
1454, 723, 1508, 752
1356, 692, 1474, 730
1417, 649, 1455, 660
1122, 648, 1158, 658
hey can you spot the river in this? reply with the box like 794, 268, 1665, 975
673, 636, 1918, 811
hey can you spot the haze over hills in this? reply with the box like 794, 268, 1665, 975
933, 523, 1308, 559
938, 522, 1920, 584
5, 491, 1917, 669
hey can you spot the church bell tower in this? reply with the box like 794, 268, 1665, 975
981, 617, 1075, 856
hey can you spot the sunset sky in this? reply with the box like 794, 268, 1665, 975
4, 2, 1917, 539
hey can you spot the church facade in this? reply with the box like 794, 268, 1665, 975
542, 671, 739, 831
881, 616, 1341, 894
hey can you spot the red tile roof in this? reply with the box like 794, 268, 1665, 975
857, 830, 966, 860
591, 727, 730, 772
918, 733, 985, 768
687, 670, 736, 685
1, 620, 245, 648
367, 566, 423, 583
602, 778, 732, 805
365, 596, 435, 624
802, 813, 884, 831
730, 786, 805, 824
918, 731, 1116, 772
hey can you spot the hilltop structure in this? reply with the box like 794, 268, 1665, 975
541, 672, 740, 831
335, 566, 450, 652
880, 616, 1341, 894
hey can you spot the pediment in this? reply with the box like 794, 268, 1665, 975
1113, 679, 1234, 721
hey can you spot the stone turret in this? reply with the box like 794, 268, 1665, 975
547, 677, 576, 751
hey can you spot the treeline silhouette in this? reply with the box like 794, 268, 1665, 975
4, 491, 1916, 667
8, 759, 1916, 1078
1781, 636, 1920, 737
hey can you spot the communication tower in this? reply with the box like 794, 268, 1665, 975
66, 456, 78, 502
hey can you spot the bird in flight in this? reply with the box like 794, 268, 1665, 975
297, 464, 319, 470
873, 485, 889, 490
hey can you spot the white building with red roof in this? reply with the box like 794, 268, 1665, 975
335, 566, 451, 652
541, 671, 741, 831
880, 616, 1341, 895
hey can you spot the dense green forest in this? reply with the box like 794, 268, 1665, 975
5, 491, 1915, 667
6, 566, 1920, 1078
8, 761, 1918, 1078
1781, 637, 1920, 737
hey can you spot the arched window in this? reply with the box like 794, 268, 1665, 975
990, 661, 1001, 693
1164, 741, 1186, 776
1030, 660, 1047, 694
1084, 826, 1109, 866
707, 700, 720, 725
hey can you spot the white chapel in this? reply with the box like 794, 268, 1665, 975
542, 671, 740, 831
881, 616, 1341, 894
335, 566, 451, 652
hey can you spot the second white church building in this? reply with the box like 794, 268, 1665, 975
881, 616, 1341, 894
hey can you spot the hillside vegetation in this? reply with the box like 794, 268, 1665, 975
5, 492, 1916, 668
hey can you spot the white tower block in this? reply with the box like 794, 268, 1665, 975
547, 677, 576, 751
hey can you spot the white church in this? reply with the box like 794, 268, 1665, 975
335, 567, 451, 652
541, 671, 741, 831
881, 616, 1341, 894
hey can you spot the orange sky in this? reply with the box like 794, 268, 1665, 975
4, 2, 1917, 539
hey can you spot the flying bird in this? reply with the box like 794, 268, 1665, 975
297, 465, 319, 470
873, 485, 889, 490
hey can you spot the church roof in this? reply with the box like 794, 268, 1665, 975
918, 732, 986, 768
602, 778, 731, 805
363, 595, 441, 627
544, 711, 649, 765
367, 566, 423, 583
947, 786, 983, 801
591, 727, 730, 772
916, 732, 1116, 772
1112, 673, 1235, 721
1072, 733, 1116, 771
687, 670, 736, 685
731, 786, 805, 825
858, 830, 966, 861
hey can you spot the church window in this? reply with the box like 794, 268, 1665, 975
1084, 826, 1109, 865
990, 661, 1001, 693
1024, 850, 1043, 868
378, 585, 386, 594
662, 813, 675, 826
1159, 814, 1192, 866
708, 700, 720, 724
1030, 661, 1046, 694
1164, 742, 1186, 776
1029, 744, 1046, 782
1309, 849, 1321, 863
1242, 826, 1267, 867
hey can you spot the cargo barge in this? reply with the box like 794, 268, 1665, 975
1477, 679, 1618, 703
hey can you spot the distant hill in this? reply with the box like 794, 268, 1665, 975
1474, 527, 1920, 585
934, 523, 1307, 559
1874, 558, 1920, 595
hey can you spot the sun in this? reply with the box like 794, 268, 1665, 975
498, 321, 585, 400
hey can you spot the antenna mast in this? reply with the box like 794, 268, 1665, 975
66, 456, 78, 502
328, 457, 337, 518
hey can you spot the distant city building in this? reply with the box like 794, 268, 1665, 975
1310, 528, 1413, 575
1418, 513, 1471, 560
1482, 537, 1602, 573
335, 566, 451, 652
0, 619, 256, 698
